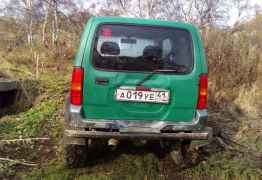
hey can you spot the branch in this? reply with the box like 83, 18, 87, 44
0, 137, 50, 144
18, 81, 33, 105
117, 0, 139, 17
216, 136, 262, 160
41, 0, 80, 27
0, 158, 37, 167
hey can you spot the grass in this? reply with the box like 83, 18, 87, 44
183, 152, 262, 180
0, 59, 68, 178
0, 75, 67, 140
0, 100, 57, 139
21, 153, 161, 180
15, 99, 59, 137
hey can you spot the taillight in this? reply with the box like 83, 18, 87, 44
197, 74, 208, 109
70, 67, 84, 105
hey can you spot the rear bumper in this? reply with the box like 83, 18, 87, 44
65, 103, 212, 141
65, 127, 212, 141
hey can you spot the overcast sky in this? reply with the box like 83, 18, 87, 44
227, 0, 261, 25
1, 0, 261, 26
78, 0, 262, 26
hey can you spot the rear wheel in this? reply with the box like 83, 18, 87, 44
167, 140, 191, 166
63, 137, 110, 168
64, 144, 88, 168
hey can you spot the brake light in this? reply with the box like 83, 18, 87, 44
197, 74, 208, 109
70, 67, 84, 105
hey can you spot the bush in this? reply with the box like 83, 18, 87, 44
201, 15, 262, 113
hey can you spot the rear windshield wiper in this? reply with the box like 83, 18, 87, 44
136, 69, 179, 86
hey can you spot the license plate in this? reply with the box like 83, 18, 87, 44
115, 87, 170, 104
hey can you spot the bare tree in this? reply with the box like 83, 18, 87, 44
4, 0, 43, 45
52, 0, 59, 45
89, 0, 231, 27
42, 0, 50, 46
22, 0, 34, 45
41, 0, 59, 46
41, 0, 86, 46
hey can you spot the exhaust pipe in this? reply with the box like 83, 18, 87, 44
108, 138, 119, 150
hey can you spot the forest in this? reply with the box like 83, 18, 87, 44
0, 0, 262, 179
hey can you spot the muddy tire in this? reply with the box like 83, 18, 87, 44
170, 148, 183, 165
169, 140, 191, 166
64, 144, 88, 168
181, 140, 191, 159
169, 143, 183, 165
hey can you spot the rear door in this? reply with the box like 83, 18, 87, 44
82, 23, 200, 122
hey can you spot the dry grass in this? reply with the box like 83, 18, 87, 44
202, 14, 262, 115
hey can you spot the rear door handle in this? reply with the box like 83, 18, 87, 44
95, 77, 109, 85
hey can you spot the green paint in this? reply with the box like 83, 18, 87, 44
74, 16, 207, 122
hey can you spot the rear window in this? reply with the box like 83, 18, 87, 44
92, 24, 193, 73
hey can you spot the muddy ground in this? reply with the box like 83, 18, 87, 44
1, 108, 261, 180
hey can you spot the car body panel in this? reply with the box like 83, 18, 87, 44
73, 17, 207, 123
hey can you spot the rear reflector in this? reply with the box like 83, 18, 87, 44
70, 67, 84, 105
197, 74, 208, 109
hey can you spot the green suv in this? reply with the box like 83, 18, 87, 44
64, 16, 212, 167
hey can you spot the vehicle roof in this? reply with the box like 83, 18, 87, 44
90, 16, 198, 31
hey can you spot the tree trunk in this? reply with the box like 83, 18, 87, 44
24, 0, 33, 45
29, 9, 33, 45
52, 0, 59, 46
42, 7, 48, 46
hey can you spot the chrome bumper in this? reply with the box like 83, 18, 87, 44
65, 104, 212, 141
67, 104, 208, 130
65, 127, 212, 140
65, 106, 213, 143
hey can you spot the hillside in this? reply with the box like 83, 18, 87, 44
0, 14, 262, 180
